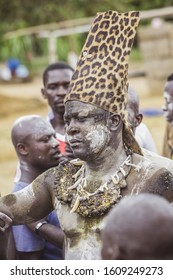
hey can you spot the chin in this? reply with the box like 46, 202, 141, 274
72, 150, 86, 161
55, 107, 65, 114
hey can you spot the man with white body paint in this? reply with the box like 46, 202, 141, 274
0, 11, 173, 260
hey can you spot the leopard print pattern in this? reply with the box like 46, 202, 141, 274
65, 10, 140, 116
65, 10, 142, 155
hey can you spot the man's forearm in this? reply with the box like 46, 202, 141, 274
28, 221, 64, 249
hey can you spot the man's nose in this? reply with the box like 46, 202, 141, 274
66, 120, 79, 135
51, 137, 59, 148
56, 86, 67, 96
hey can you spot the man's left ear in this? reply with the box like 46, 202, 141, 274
17, 143, 28, 156
41, 88, 47, 99
108, 114, 121, 131
135, 113, 143, 127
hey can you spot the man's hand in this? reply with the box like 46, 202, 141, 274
0, 212, 13, 233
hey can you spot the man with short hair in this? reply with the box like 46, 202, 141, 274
11, 115, 64, 260
128, 85, 173, 173
162, 73, 173, 159
101, 193, 173, 260
0, 11, 173, 260
41, 62, 74, 157
128, 85, 157, 153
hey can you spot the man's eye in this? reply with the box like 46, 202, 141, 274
64, 83, 70, 89
48, 85, 56, 90
42, 137, 49, 142
77, 117, 86, 122
64, 119, 70, 125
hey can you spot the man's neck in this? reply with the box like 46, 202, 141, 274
18, 163, 45, 184
85, 142, 128, 178
51, 112, 65, 135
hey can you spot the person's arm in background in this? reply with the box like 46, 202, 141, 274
16, 248, 43, 260
28, 217, 64, 249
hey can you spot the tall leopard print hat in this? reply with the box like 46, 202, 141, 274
65, 10, 142, 155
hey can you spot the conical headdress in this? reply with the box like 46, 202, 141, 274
65, 10, 142, 154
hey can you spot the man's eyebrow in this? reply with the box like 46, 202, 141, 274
78, 111, 89, 117
64, 111, 78, 119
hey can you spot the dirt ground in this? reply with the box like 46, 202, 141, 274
0, 75, 166, 196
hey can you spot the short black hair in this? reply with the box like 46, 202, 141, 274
167, 73, 173, 82
42, 61, 74, 85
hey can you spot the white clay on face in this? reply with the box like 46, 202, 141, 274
86, 124, 110, 154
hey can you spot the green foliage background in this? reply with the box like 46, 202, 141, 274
0, 0, 172, 71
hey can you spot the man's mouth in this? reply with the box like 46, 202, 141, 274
54, 100, 64, 107
69, 139, 82, 147
52, 150, 61, 158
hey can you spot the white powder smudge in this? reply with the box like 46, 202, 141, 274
86, 125, 110, 153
